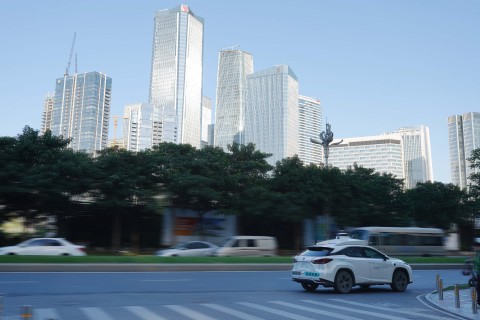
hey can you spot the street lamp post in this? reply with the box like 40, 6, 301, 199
310, 123, 343, 241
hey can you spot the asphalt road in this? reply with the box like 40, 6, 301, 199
0, 269, 469, 320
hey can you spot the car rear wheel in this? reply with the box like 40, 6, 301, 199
301, 283, 319, 292
390, 270, 408, 292
334, 270, 353, 294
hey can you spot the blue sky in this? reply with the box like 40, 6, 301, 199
1, 0, 479, 184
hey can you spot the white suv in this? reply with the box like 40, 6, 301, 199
291, 238, 413, 294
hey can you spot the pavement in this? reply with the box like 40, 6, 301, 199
425, 287, 480, 320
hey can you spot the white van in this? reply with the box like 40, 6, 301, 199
213, 236, 277, 257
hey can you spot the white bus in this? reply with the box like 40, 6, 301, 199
348, 226, 446, 256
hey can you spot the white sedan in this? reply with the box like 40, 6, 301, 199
291, 238, 413, 294
0, 238, 87, 256
156, 241, 218, 257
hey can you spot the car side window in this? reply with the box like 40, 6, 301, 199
196, 243, 208, 249
247, 239, 256, 247
45, 240, 61, 246
346, 247, 364, 258
364, 247, 384, 259
29, 239, 45, 247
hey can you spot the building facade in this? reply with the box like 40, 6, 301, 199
123, 103, 155, 152
50, 71, 112, 154
201, 96, 212, 147
244, 65, 299, 165
298, 95, 322, 165
41, 93, 54, 134
214, 49, 254, 151
449, 112, 480, 189
149, 4, 204, 148
329, 135, 405, 180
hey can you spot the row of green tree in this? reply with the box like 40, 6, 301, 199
1, 126, 479, 251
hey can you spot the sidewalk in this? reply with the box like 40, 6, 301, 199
426, 288, 480, 319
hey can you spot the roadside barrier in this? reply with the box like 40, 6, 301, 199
455, 284, 460, 308
436, 275, 444, 300
472, 287, 478, 314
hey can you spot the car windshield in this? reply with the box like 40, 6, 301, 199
301, 246, 332, 257
218, 237, 233, 247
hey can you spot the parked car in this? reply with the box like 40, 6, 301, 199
0, 238, 87, 256
212, 236, 277, 257
291, 236, 413, 294
156, 241, 218, 257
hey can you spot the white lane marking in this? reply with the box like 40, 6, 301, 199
270, 301, 358, 320
0, 281, 37, 284
141, 279, 191, 282
238, 302, 315, 320
318, 299, 453, 320
416, 294, 466, 320
34, 308, 60, 320
81, 307, 115, 320
303, 300, 407, 320
125, 306, 168, 320
166, 305, 217, 320
202, 303, 265, 320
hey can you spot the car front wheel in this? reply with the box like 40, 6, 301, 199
334, 270, 353, 294
301, 283, 319, 292
390, 270, 408, 292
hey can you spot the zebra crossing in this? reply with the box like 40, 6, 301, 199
2, 299, 455, 320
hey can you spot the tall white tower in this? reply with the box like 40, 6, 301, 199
214, 49, 254, 151
298, 95, 322, 165
244, 65, 299, 165
149, 5, 204, 148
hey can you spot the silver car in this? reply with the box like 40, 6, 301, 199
156, 241, 218, 257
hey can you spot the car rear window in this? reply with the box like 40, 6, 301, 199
300, 247, 333, 257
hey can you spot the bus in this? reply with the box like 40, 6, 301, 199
348, 226, 446, 256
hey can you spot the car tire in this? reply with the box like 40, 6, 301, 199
334, 270, 354, 294
301, 283, 319, 292
390, 270, 408, 292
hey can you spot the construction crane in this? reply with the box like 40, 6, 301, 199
64, 32, 76, 77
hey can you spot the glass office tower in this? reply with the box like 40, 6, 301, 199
41, 93, 54, 135
245, 65, 299, 165
51, 71, 112, 154
449, 112, 480, 189
298, 95, 322, 165
214, 49, 254, 151
149, 5, 204, 148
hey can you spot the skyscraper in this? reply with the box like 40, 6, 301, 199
149, 4, 204, 148
41, 93, 54, 135
396, 126, 433, 189
201, 96, 212, 147
298, 95, 322, 165
214, 49, 254, 151
123, 103, 155, 152
244, 65, 299, 165
449, 112, 480, 189
50, 72, 112, 154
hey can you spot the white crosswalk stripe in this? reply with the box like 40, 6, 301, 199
166, 304, 218, 320
202, 303, 265, 320
269, 300, 359, 320
238, 302, 315, 320
301, 300, 410, 320
125, 306, 168, 320
81, 307, 116, 320
328, 299, 454, 320
34, 308, 60, 320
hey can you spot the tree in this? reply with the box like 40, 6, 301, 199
468, 148, 480, 199
403, 181, 468, 230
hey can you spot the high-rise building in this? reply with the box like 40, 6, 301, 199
50, 71, 112, 154
328, 126, 433, 189
214, 49, 254, 151
41, 93, 54, 134
298, 95, 322, 165
123, 103, 155, 152
449, 112, 480, 189
149, 4, 204, 148
329, 135, 405, 179
244, 65, 299, 165
201, 96, 212, 147
396, 126, 433, 189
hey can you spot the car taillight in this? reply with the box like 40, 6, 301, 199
312, 258, 333, 264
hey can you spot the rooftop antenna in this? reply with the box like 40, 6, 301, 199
65, 32, 76, 77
